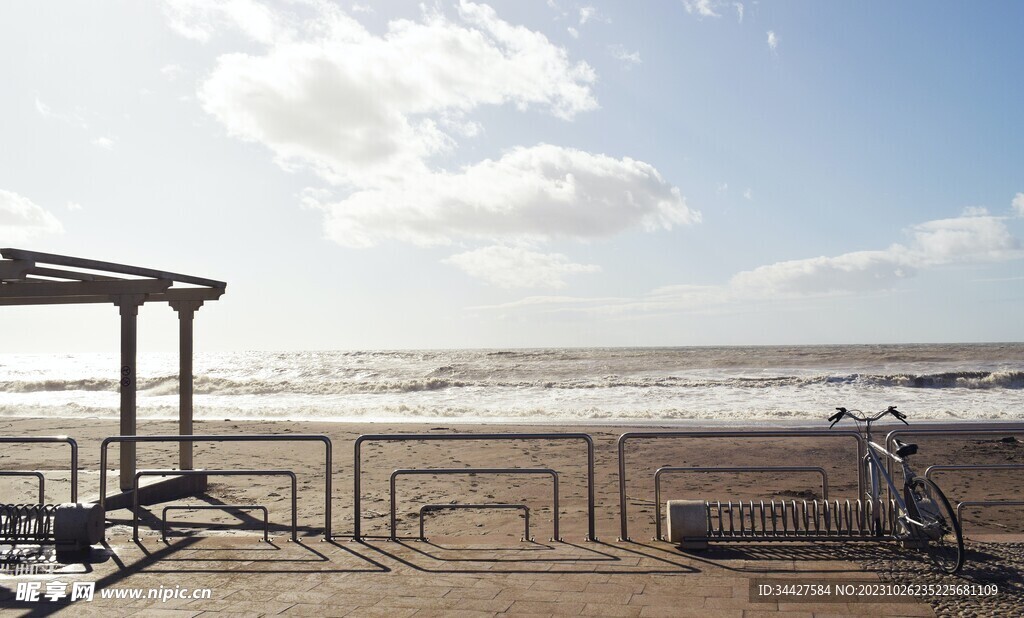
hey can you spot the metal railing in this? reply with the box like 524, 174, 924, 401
653, 466, 830, 541
885, 427, 1024, 455
419, 504, 530, 541
354, 433, 594, 541
162, 504, 270, 542
616, 430, 865, 541
133, 469, 296, 542
957, 501, 1024, 521
884, 427, 1024, 506
0, 471, 45, 505
0, 437, 78, 502
389, 467, 559, 541
925, 463, 1024, 529
99, 434, 332, 539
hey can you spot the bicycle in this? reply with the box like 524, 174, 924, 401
829, 405, 964, 574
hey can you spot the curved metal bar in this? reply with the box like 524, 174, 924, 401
100, 434, 331, 540
617, 430, 865, 541
653, 466, 830, 541
133, 469, 296, 542
956, 500, 1024, 521
162, 504, 270, 542
924, 464, 1024, 529
885, 427, 1024, 506
389, 468, 559, 541
418, 504, 531, 541
354, 433, 593, 541
0, 436, 77, 502
925, 463, 1024, 481
0, 471, 45, 505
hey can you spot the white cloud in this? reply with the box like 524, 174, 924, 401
472, 211, 1024, 314
1013, 192, 1024, 218
608, 44, 641, 68
444, 245, 600, 288
767, 30, 778, 52
34, 96, 88, 129
743, 188, 752, 200
734, 2, 744, 22
193, 0, 598, 186
66, 201, 83, 211
351, 3, 373, 14
92, 136, 115, 150
314, 144, 699, 247
160, 63, 185, 81
578, 6, 608, 26
567, 26, 579, 39
169, 0, 692, 284
0, 190, 64, 243
162, 0, 283, 44
730, 215, 1019, 297
683, 0, 721, 18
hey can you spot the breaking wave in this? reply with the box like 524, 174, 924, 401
1, 370, 1021, 396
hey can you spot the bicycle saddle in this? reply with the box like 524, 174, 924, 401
893, 438, 918, 457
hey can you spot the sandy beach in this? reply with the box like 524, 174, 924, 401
2, 415, 1020, 539
2, 415, 1021, 616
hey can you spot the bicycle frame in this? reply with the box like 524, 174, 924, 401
865, 440, 914, 523
839, 408, 927, 532
830, 406, 965, 573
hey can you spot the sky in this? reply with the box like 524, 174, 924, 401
1, 0, 1023, 353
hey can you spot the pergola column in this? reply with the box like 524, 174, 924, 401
170, 300, 203, 470
115, 294, 146, 491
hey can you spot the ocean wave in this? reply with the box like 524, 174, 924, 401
0, 369, 1021, 396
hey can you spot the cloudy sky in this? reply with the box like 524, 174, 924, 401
2, 1, 1023, 352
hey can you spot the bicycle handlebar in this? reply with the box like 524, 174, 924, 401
828, 405, 909, 426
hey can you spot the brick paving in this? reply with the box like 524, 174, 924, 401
0, 533, 936, 617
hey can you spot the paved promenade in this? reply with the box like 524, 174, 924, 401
1, 533, 935, 617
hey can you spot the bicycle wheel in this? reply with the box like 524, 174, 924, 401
905, 478, 964, 574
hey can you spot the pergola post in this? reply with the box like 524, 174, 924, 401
170, 300, 203, 470
1, 248, 226, 499
116, 295, 145, 491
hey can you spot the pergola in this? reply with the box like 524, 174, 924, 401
0, 248, 226, 491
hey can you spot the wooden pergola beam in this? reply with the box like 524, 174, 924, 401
0, 248, 226, 289
0, 279, 172, 297
27, 266, 125, 282
0, 259, 34, 280
0, 287, 226, 306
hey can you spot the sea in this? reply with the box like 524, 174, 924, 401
0, 344, 1022, 426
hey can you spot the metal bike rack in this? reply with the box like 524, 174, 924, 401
389, 468, 559, 541
616, 431, 865, 541
354, 433, 594, 541
653, 466, 830, 541
0, 471, 45, 505
925, 464, 1024, 526
0, 503, 104, 551
133, 470, 297, 542
100, 434, 332, 540
0, 504, 57, 542
162, 504, 270, 542
699, 498, 897, 542
419, 504, 531, 541
0, 437, 78, 502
